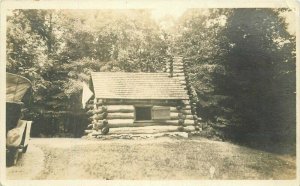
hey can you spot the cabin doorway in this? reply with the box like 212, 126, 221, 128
135, 106, 152, 121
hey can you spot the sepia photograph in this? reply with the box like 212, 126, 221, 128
0, 0, 298, 185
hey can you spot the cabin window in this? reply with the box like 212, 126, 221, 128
152, 106, 170, 120
135, 107, 152, 121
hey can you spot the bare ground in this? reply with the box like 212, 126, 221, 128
6, 137, 296, 180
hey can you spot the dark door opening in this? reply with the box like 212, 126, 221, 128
135, 107, 152, 121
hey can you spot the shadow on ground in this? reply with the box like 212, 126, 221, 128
215, 126, 296, 156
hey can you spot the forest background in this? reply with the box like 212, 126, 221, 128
6, 9, 296, 151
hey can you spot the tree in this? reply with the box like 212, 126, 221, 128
176, 9, 232, 124
222, 9, 296, 137
176, 8, 296, 142
6, 9, 170, 136
7, 10, 58, 106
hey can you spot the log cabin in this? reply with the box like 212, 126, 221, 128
85, 56, 201, 135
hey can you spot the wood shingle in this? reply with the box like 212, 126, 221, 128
91, 72, 189, 100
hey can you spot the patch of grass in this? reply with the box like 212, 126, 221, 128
32, 138, 296, 179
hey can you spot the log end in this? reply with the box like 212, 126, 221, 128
101, 126, 110, 135
177, 126, 184, 132
178, 119, 184, 125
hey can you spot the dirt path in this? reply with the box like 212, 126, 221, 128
6, 137, 296, 180
6, 143, 44, 179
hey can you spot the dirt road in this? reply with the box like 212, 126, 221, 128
6, 137, 296, 180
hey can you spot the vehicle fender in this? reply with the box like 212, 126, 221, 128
6, 120, 28, 147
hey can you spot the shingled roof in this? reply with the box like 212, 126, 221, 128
91, 72, 189, 100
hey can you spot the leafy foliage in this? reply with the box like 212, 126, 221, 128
6, 9, 169, 136
6, 9, 295, 142
176, 8, 295, 142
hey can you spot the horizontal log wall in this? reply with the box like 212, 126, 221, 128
107, 119, 135, 126
185, 119, 196, 125
107, 112, 134, 119
107, 120, 194, 128
86, 98, 197, 134
185, 115, 194, 120
170, 107, 178, 112
170, 112, 179, 120
182, 109, 192, 115
106, 105, 134, 113
105, 99, 180, 106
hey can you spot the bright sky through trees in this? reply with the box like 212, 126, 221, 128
150, 8, 295, 34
